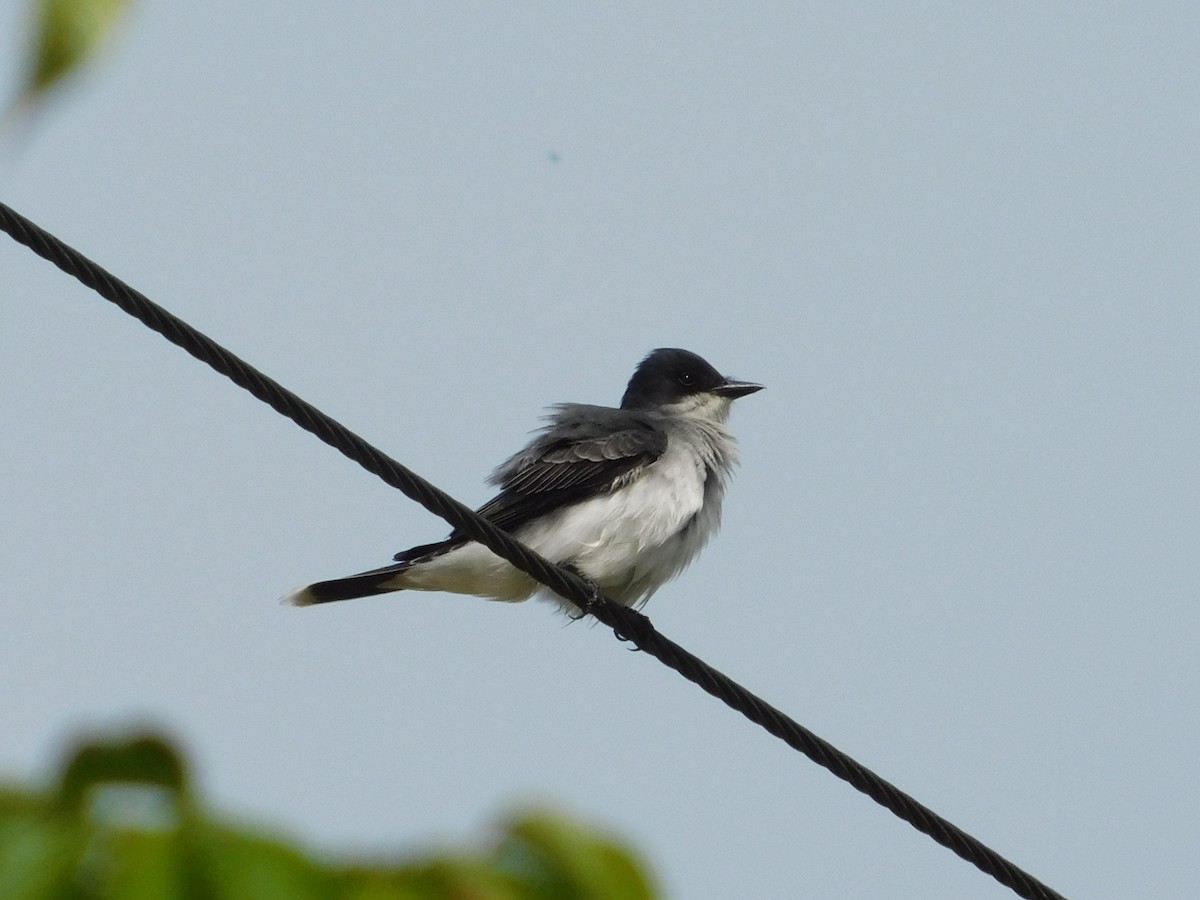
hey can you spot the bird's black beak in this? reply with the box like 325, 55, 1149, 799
711, 378, 764, 399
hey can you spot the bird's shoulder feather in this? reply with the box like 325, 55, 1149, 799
490, 404, 666, 489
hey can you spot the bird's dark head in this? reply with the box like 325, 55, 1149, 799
620, 348, 763, 415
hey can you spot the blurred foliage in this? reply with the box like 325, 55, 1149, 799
0, 731, 657, 899
19, 0, 128, 104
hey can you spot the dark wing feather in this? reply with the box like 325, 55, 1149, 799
392, 406, 667, 561
460, 406, 666, 538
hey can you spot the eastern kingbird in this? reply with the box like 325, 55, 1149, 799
286, 348, 762, 612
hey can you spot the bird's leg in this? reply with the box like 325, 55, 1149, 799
559, 565, 653, 647
560, 564, 608, 622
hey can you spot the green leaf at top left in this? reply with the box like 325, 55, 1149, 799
24, 0, 129, 99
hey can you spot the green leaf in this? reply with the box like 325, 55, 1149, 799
186, 822, 330, 900
103, 830, 190, 900
493, 811, 657, 900
0, 791, 87, 900
0, 733, 659, 900
25, 0, 128, 97
55, 732, 188, 814
337, 858, 528, 900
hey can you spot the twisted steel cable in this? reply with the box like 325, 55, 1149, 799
1, 201, 1068, 900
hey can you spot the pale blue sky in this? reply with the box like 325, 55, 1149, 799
2, 4, 1197, 898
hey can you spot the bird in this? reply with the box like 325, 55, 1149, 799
285, 348, 762, 613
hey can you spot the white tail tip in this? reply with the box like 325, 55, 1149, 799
280, 586, 318, 607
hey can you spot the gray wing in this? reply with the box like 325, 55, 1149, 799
468, 405, 667, 536
392, 405, 667, 561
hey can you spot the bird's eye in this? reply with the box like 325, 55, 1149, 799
678, 372, 696, 387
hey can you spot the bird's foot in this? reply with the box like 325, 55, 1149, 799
559, 567, 653, 648
562, 565, 607, 622
611, 606, 654, 647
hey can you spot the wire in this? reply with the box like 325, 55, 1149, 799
0, 201, 1069, 900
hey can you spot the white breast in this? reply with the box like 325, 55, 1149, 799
519, 420, 735, 608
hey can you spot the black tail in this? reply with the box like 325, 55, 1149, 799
286, 539, 461, 607
284, 563, 410, 606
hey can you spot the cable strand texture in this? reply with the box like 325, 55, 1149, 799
0, 201, 1067, 900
